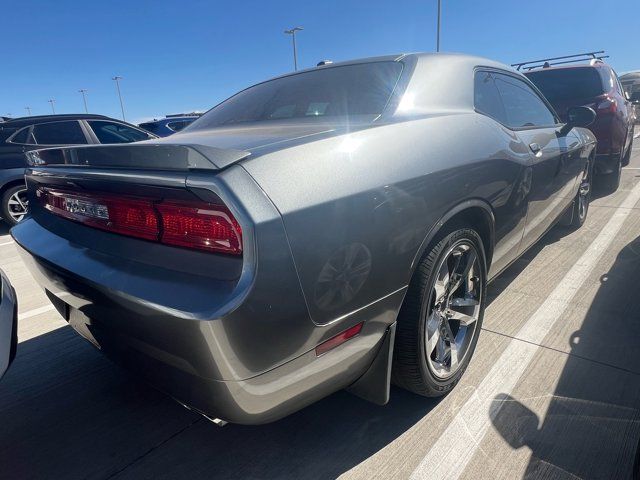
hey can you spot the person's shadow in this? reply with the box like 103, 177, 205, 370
491, 234, 640, 479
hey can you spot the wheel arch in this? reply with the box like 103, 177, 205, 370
410, 199, 495, 277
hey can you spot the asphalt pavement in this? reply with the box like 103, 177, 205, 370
1, 133, 639, 480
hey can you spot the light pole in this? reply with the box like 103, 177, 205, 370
436, 0, 442, 52
25, 107, 32, 116
112, 76, 126, 121
48, 99, 56, 114
79, 89, 89, 113
284, 26, 303, 71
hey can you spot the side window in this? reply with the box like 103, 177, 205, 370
88, 121, 153, 144
474, 71, 507, 125
9, 127, 30, 144
493, 73, 557, 128
31, 121, 88, 145
167, 121, 188, 132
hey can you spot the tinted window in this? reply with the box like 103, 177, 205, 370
193, 62, 403, 128
167, 120, 191, 132
32, 121, 87, 145
474, 72, 507, 124
494, 73, 556, 128
10, 127, 29, 144
525, 68, 605, 103
88, 121, 152, 144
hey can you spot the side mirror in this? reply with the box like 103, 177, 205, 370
560, 106, 596, 135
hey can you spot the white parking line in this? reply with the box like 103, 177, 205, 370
0, 240, 14, 247
409, 179, 640, 480
18, 304, 56, 321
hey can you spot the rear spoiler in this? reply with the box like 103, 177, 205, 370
25, 143, 251, 171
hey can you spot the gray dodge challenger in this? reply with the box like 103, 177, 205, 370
12, 53, 596, 424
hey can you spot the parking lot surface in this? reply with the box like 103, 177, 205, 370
1, 134, 639, 480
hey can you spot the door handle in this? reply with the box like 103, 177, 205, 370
529, 143, 541, 154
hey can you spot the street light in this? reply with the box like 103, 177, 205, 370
284, 26, 303, 71
436, 0, 442, 52
48, 99, 56, 114
78, 89, 89, 113
112, 76, 126, 121
25, 107, 32, 116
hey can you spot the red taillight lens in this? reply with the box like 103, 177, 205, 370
156, 202, 242, 255
597, 98, 617, 114
315, 322, 364, 356
38, 189, 243, 255
41, 190, 159, 240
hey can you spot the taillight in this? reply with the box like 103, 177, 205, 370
38, 188, 243, 255
597, 97, 617, 114
156, 202, 242, 255
41, 190, 159, 240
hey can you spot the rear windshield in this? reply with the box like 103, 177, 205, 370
525, 68, 604, 103
191, 62, 403, 129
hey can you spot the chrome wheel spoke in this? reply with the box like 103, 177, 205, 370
448, 309, 477, 326
449, 339, 459, 371
448, 249, 476, 296
425, 312, 442, 356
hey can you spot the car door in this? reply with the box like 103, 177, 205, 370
0, 126, 31, 169
492, 72, 584, 253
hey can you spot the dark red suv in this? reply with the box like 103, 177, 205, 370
524, 58, 634, 191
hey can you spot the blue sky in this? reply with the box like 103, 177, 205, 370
1, 0, 637, 124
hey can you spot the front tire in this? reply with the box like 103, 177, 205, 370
1, 185, 29, 227
392, 227, 487, 397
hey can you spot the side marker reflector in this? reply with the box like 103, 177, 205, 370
315, 322, 364, 356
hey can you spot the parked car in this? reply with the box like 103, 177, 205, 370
0, 269, 18, 380
139, 115, 200, 137
13, 53, 596, 425
519, 53, 634, 191
0, 114, 157, 226
620, 71, 640, 124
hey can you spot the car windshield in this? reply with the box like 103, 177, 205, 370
525, 67, 604, 103
191, 62, 403, 129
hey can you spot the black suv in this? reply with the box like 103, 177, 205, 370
0, 114, 156, 225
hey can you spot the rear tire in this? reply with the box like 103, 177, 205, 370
600, 152, 622, 194
1, 185, 29, 227
392, 227, 487, 397
623, 136, 633, 167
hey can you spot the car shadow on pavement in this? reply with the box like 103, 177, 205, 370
0, 325, 439, 480
490, 234, 640, 479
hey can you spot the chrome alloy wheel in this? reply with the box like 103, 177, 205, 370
7, 188, 28, 223
425, 240, 482, 379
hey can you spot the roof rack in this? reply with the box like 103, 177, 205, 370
511, 51, 609, 71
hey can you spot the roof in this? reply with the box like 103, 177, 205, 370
2, 113, 110, 127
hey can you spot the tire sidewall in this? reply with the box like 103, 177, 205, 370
416, 228, 487, 394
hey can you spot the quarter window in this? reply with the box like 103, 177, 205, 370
31, 121, 87, 145
493, 73, 557, 128
88, 121, 152, 144
9, 127, 29, 144
474, 72, 507, 125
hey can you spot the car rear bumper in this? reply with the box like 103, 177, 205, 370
0, 271, 18, 379
13, 221, 397, 424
